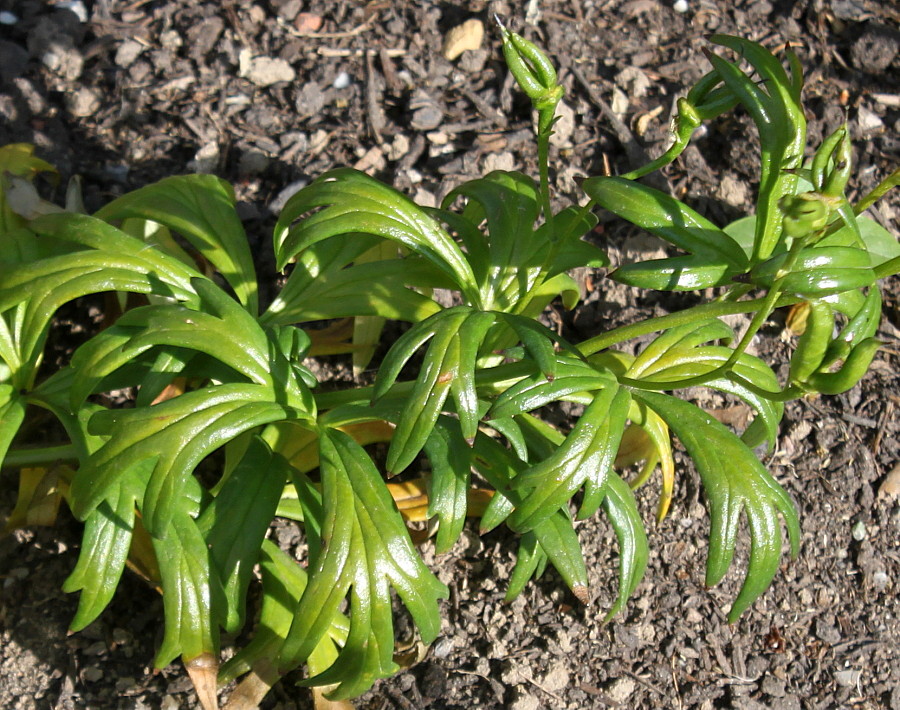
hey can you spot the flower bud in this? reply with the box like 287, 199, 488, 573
779, 192, 829, 238
498, 21, 564, 115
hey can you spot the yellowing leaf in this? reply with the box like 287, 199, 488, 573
4, 466, 71, 532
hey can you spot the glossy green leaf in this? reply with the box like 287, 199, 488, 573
600, 471, 649, 620
509, 383, 631, 532
471, 433, 588, 600
804, 337, 881, 395
819, 214, 900, 268
279, 429, 447, 699
627, 319, 734, 379
637, 346, 784, 452
789, 299, 833, 383
265, 257, 444, 325
0, 385, 25, 462
423, 416, 472, 553
505, 507, 589, 603
489, 355, 613, 420
372, 308, 468, 400
72, 384, 301, 537
450, 311, 497, 441
442, 171, 541, 309
635, 391, 800, 621
68, 290, 274, 409
385, 317, 462, 474
822, 286, 881, 367
219, 539, 348, 685
274, 168, 477, 299
707, 35, 806, 260
611, 254, 739, 291
63, 473, 145, 632
96, 175, 258, 313
582, 176, 747, 268
152, 506, 223, 666
198, 436, 289, 632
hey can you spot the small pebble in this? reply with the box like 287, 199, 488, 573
871, 570, 890, 592
607, 677, 636, 703
851, 520, 867, 541
673, 0, 690, 12
239, 52, 296, 87
0, 10, 18, 24
66, 87, 101, 117
442, 19, 484, 61
333, 71, 351, 89
58, 0, 88, 22
115, 39, 144, 68
294, 12, 323, 33
270, 179, 309, 213
82, 666, 103, 683
834, 668, 861, 688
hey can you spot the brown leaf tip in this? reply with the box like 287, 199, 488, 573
572, 585, 590, 604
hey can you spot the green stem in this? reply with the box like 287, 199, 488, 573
537, 117, 555, 244
854, 166, 899, 215
313, 361, 535, 411
577, 294, 800, 356
875, 256, 900, 280
2, 444, 79, 469
726, 372, 804, 402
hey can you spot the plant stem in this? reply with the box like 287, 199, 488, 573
2, 443, 78, 469
854, 166, 899, 215
577, 294, 799, 356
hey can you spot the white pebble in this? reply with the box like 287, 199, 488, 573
333, 71, 351, 89
58, 0, 88, 22
851, 520, 867, 541
673, 0, 689, 12
0, 10, 18, 24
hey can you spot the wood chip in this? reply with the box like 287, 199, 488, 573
877, 461, 900, 499
442, 19, 484, 61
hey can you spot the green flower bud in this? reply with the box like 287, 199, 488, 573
811, 126, 852, 197
779, 192, 830, 238
498, 20, 564, 115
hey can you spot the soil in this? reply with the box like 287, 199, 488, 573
1, 1, 899, 709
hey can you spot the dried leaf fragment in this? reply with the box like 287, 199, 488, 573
878, 461, 900, 500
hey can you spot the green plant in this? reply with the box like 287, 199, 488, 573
1, 28, 898, 707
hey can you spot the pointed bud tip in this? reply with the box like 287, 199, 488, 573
572, 585, 590, 604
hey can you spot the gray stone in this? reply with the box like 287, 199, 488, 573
241, 54, 296, 87
114, 39, 144, 68
760, 673, 786, 698
834, 668, 861, 688
66, 87, 100, 117
607, 677, 636, 703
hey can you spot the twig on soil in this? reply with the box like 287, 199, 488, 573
870, 400, 893, 454
619, 668, 668, 697
276, 15, 374, 39
318, 47, 407, 58
365, 51, 387, 143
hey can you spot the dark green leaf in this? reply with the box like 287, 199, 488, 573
509, 384, 631, 532
152, 505, 223, 666
96, 175, 258, 313
198, 436, 289, 632
635, 391, 800, 621
279, 429, 447, 699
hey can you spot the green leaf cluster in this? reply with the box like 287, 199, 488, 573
0, 32, 897, 705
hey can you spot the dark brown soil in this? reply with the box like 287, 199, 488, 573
1, 1, 899, 709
